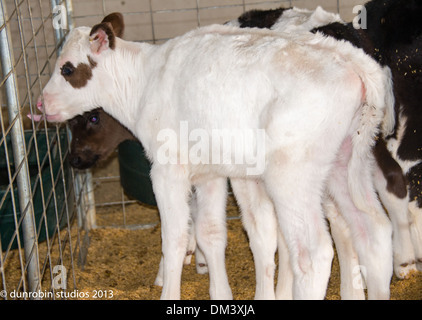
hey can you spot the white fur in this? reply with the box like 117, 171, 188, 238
270, 6, 343, 33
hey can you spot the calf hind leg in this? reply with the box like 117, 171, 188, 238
193, 177, 233, 300
188, 192, 209, 274
231, 178, 278, 300
275, 230, 294, 299
264, 161, 334, 300
323, 195, 365, 300
328, 153, 393, 299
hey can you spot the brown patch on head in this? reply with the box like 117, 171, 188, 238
61, 55, 97, 89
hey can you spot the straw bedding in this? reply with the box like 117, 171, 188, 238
75, 200, 422, 300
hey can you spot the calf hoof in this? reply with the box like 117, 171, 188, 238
184, 250, 194, 265
196, 262, 209, 275
395, 261, 417, 279
416, 258, 422, 272
154, 276, 163, 287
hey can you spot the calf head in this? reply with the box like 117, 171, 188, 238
68, 108, 135, 169
31, 12, 125, 122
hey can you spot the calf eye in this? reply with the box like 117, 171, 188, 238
89, 115, 99, 124
61, 62, 75, 77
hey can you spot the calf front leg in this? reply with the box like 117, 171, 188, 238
151, 163, 191, 300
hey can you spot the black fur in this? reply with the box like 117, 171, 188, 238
237, 7, 289, 29
312, 23, 375, 62
406, 163, 422, 207
374, 139, 408, 199
376, 0, 422, 162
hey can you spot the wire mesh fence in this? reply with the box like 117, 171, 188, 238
0, 0, 91, 300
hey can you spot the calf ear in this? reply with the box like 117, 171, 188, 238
101, 12, 124, 38
89, 12, 124, 54
89, 22, 116, 54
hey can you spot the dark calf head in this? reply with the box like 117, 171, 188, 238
68, 108, 136, 169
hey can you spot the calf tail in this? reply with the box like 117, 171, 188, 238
348, 64, 395, 212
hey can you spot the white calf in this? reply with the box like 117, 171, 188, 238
37, 13, 394, 299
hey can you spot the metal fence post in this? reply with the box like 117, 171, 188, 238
0, 0, 41, 296
51, 0, 97, 233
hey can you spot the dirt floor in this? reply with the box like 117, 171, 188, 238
75, 198, 422, 300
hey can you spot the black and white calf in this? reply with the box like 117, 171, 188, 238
34, 13, 394, 299
367, 0, 422, 274
313, 0, 422, 278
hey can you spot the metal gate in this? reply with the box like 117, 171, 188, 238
0, 0, 91, 300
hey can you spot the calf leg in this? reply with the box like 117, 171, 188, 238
231, 178, 278, 300
188, 192, 208, 274
193, 177, 232, 300
151, 164, 192, 300
264, 160, 334, 299
184, 216, 197, 266
373, 166, 416, 278
409, 201, 422, 271
328, 148, 392, 299
406, 164, 422, 271
323, 195, 365, 300
330, 186, 392, 299
154, 191, 208, 287
275, 230, 293, 299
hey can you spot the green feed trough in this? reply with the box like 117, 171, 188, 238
118, 140, 157, 206
0, 129, 73, 251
